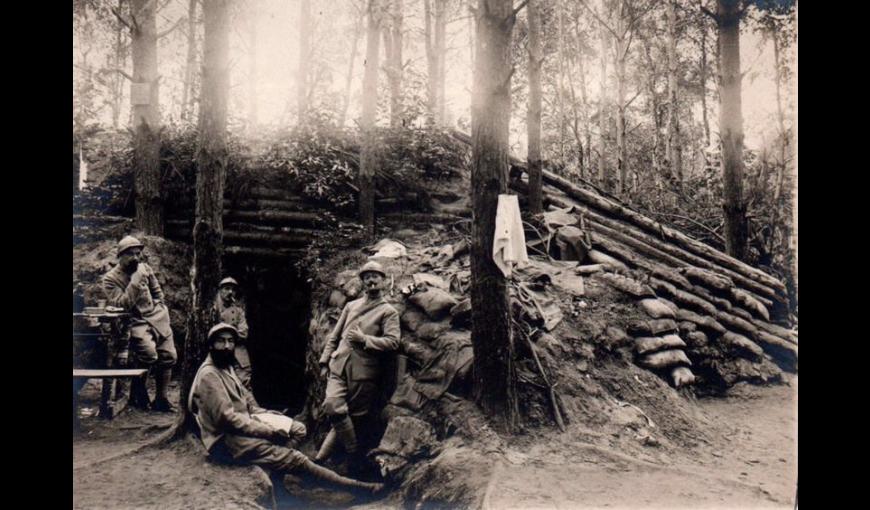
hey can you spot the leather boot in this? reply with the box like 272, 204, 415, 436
151, 368, 176, 412
129, 374, 151, 410
297, 458, 383, 494
315, 428, 339, 462
333, 415, 358, 454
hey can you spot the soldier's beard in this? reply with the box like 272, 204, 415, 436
210, 348, 236, 368
124, 260, 139, 273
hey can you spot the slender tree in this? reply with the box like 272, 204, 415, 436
703, 0, 748, 260
424, 0, 448, 125
526, 0, 543, 214
298, 0, 312, 120
665, 0, 683, 184
470, 0, 523, 431
359, 0, 383, 237
181, 0, 199, 122
382, 0, 405, 127
247, 0, 258, 131
339, 1, 365, 127
176, 0, 231, 435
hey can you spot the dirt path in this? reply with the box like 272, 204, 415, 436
484, 375, 797, 509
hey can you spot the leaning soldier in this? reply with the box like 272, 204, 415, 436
315, 261, 401, 463
101, 236, 177, 412
213, 277, 253, 390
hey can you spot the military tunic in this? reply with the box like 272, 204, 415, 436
319, 295, 400, 417
214, 297, 252, 389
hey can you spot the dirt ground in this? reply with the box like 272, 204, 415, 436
72, 373, 796, 509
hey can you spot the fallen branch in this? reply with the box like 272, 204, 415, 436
515, 321, 565, 432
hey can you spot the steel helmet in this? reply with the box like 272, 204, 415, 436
117, 236, 144, 256
219, 277, 239, 288
358, 261, 387, 278
207, 322, 239, 343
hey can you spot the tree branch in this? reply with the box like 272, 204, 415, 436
625, 89, 643, 108
111, 6, 135, 32
99, 68, 135, 82
700, 5, 718, 22
579, 0, 618, 39
512, 0, 530, 18
157, 16, 187, 39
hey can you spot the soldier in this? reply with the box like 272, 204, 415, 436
213, 277, 252, 390
189, 323, 383, 495
101, 236, 177, 412
316, 261, 401, 462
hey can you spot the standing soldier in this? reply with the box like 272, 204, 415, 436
213, 277, 252, 391
101, 236, 177, 412
316, 261, 400, 463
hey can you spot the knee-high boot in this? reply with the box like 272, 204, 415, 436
333, 415, 358, 454
152, 367, 176, 412
296, 458, 383, 494
315, 428, 339, 462
130, 367, 151, 410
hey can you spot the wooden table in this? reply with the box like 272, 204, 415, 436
73, 310, 139, 420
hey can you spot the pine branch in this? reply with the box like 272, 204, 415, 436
512, 0, 530, 18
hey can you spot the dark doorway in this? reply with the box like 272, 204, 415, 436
222, 255, 311, 415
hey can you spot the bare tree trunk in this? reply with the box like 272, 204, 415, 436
527, 0, 543, 214
556, 0, 567, 160
111, 0, 125, 130
597, 7, 609, 189
470, 0, 519, 432
181, 0, 198, 122
176, 0, 230, 436
383, 0, 404, 128
297, 0, 312, 121
360, 0, 382, 237
247, 1, 258, 132
666, 0, 682, 184
772, 32, 787, 201
339, 7, 364, 127
131, 0, 163, 236
699, 17, 710, 147
614, 27, 627, 195
424, 0, 447, 125
716, 0, 748, 261
641, 37, 662, 180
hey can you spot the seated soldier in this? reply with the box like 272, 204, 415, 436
189, 323, 384, 496
213, 277, 253, 391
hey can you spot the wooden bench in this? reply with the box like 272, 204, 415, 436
73, 368, 148, 420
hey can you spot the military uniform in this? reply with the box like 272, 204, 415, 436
213, 296, 252, 389
319, 295, 401, 418
189, 354, 307, 472
101, 263, 176, 368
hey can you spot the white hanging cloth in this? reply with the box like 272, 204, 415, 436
492, 194, 529, 277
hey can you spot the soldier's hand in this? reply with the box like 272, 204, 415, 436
320, 365, 329, 380
347, 325, 365, 343
271, 428, 290, 442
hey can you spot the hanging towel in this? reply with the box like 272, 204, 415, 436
493, 194, 529, 277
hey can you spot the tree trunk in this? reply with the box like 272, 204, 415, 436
339, 8, 364, 127
527, 0, 543, 214
614, 17, 627, 195
181, 0, 198, 122
597, 5, 609, 190
556, 0, 567, 160
641, 37, 662, 180
424, 0, 447, 125
383, 0, 404, 128
176, 0, 230, 436
359, 0, 382, 237
111, 0, 125, 130
297, 0, 312, 121
247, 1, 258, 131
470, 0, 519, 431
130, 0, 163, 236
716, 0, 748, 261
699, 18, 710, 147
666, 0, 682, 184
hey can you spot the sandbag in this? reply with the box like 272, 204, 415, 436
635, 334, 687, 355
555, 226, 589, 262
372, 416, 438, 478
640, 298, 676, 319
401, 307, 427, 332
671, 366, 696, 388
588, 250, 629, 271
675, 308, 727, 334
680, 267, 734, 293
650, 267, 693, 290
370, 238, 407, 258
413, 273, 448, 290
720, 331, 764, 358
669, 288, 717, 316
715, 310, 759, 339
328, 289, 346, 309
677, 321, 697, 334
450, 298, 472, 328
598, 272, 655, 298
684, 330, 709, 348
415, 320, 451, 341
409, 287, 459, 320
628, 318, 678, 336
640, 349, 692, 369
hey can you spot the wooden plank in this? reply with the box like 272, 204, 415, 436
73, 369, 148, 378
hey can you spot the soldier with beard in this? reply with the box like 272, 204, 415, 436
189, 323, 383, 496
101, 236, 177, 412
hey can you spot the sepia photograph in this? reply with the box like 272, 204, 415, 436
72, 0, 798, 508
